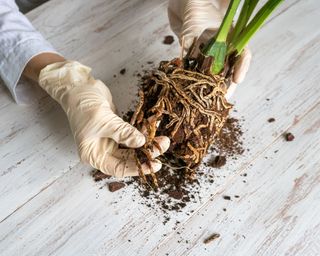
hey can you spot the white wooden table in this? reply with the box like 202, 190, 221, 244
1, 0, 319, 255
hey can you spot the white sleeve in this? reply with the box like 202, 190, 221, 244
0, 0, 60, 103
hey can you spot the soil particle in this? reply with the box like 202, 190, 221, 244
108, 182, 125, 192
120, 68, 126, 75
268, 118, 275, 123
92, 170, 111, 182
163, 35, 174, 45
285, 132, 295, 141
208, 155, 226, 168
168, 190, 184, 200
223, 195, 231, 200
203, 233, 220, 244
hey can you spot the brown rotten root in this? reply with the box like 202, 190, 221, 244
131, 58, 233, 187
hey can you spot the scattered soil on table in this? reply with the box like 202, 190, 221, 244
268, 117, 275, 123
284, 132, 295, 141
163, 35, 174, 45
108, 182, 125, 192
131, 114, 243, 214
209, 117, 244, 159
120, 68, 126, 75
203, 233, 220, 244
91, 114, 244, 217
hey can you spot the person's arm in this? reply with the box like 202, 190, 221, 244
0, 0, 170, 177
0, 0, 61, 102
23, 52, 65, 82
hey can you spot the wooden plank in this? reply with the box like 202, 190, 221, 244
1, 0, 320, 255
153, 102, 320, 256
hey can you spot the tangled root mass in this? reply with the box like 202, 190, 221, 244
131, 58, 233, 187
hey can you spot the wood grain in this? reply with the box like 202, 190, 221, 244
0, 0, 319, 255
153, 102, 320, 256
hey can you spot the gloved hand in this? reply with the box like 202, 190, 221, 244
168, 0, 251, 99
38, 61, 170, 177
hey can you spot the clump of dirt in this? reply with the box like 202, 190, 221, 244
163, 35, 174, 45
108, 182, 125, 192
222, 195, 231, 200
208, 155, 227, 168
120, 68, 126, 75
284, 132, 295, 141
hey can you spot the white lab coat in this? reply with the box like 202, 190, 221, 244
0, 0, 57, 103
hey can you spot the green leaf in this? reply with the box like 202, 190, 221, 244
230, 0, 259, 44
230, 0, 285, 55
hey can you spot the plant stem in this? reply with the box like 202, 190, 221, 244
229, 0, 284, 55
230, 0, 259, 44
215, 0, 242, 42
203, 0, 241, 74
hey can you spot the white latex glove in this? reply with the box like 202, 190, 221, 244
168, 0, 252, 99
38, 61, 170, 177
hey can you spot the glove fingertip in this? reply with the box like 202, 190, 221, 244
233, 49, 252, 84
125, 129, 146, 148
154, 136, 171, 153
225, 82, 237, 100
151, 160, 162, 172
141, 160, 162, 174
